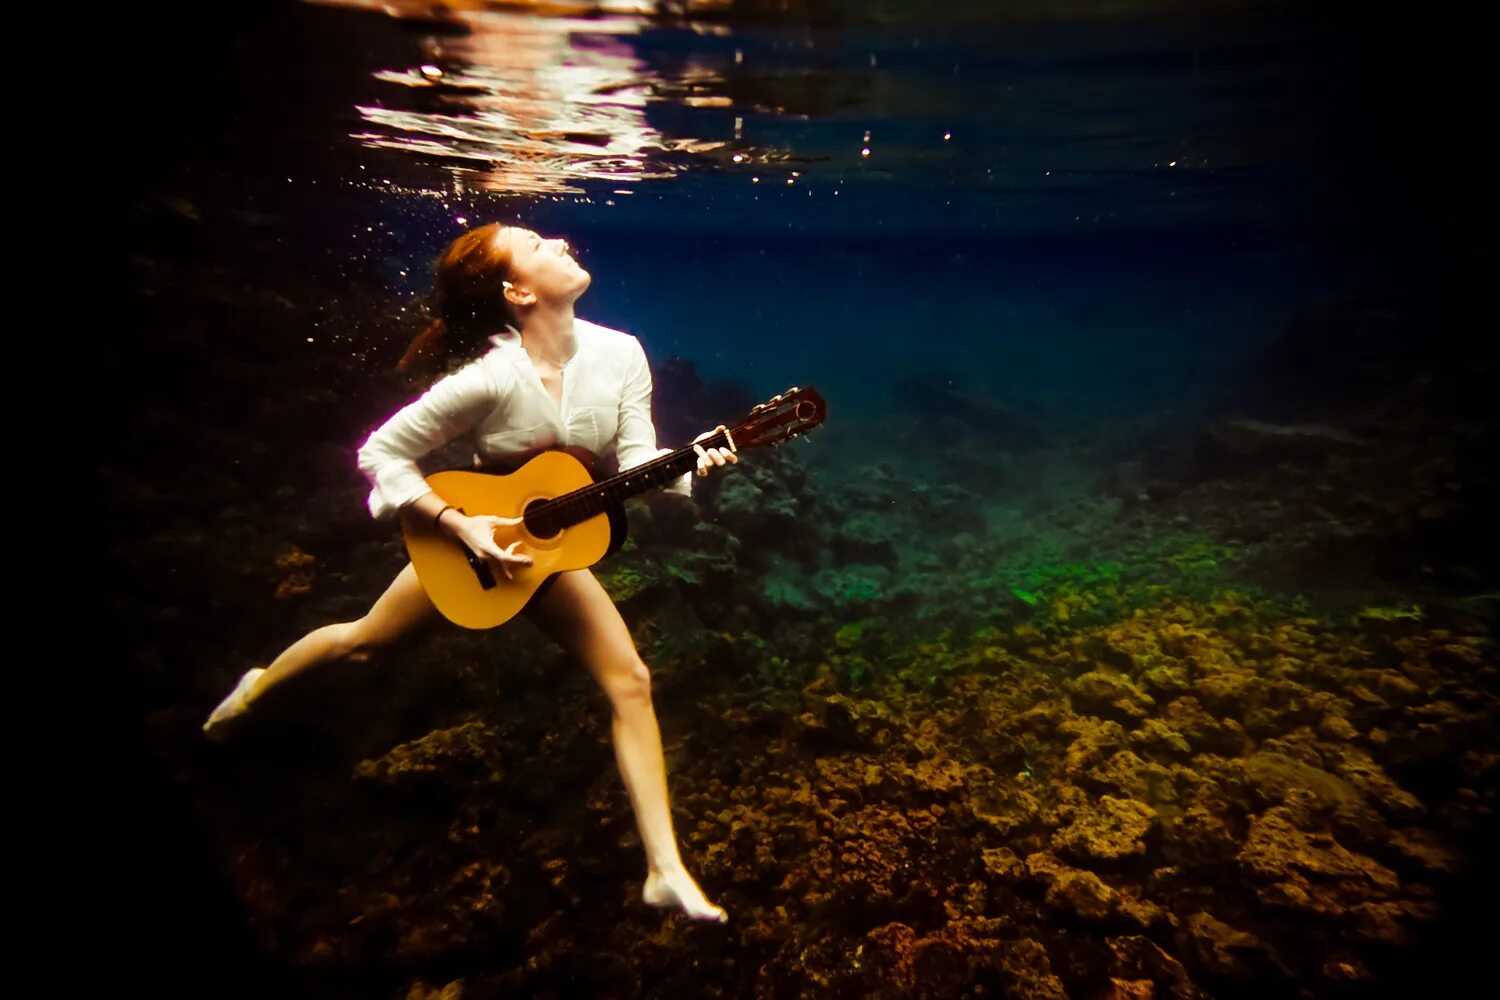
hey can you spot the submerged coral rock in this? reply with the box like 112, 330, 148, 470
1162, 804, 1240, 869
1102, 977, 1155, 999
1161, 696, 1247, 755
1085, 750, 1178, 809
1129, 717, 1193, 758
1176, 911, 1287, 982
994, 937, 1070, 1000
1045, 866, 1117, 920
1317, 712, 1360, 741
1070, 670, 1158, 722
981, 845, 1025, 882
1385, 826, 1465, 875
1237, 806, 1404, 922
829, 509, 901, 567
1058, 715, 1131, 776
352, 720, 505, 789
1242, 751, 1361, 811
1242, 753, 1389, 841
1027, 850, 1170, 927
968, 778, 1042, 837
1053, 794, 1158, 861
1107, 935, 1199, 999
1322, 744, 1426, 821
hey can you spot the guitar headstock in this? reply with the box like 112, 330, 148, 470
730, 386, 827, 450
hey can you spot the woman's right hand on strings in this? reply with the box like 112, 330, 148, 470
446, 513, 534, 580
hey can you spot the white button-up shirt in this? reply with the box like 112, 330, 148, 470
357, 318, 691, 519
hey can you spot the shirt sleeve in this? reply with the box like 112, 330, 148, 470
356, 359, 503, 519
616, 336, 692, 499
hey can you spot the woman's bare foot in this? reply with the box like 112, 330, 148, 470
643, 865, 728, 923
203, 667, 267, 741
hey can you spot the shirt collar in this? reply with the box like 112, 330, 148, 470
488, 320, 590, 367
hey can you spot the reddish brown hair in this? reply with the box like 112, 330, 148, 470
397, 222, 519, 373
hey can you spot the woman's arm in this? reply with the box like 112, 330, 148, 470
356, 360, 504, 519
616, 337, 692, 498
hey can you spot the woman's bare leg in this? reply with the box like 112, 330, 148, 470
205, 562, 437, 736
523, 569, 728, 923
207, 563, 439, 736
247, 562, 439, 706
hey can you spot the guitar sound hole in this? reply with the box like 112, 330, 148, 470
524, 498, 561, 539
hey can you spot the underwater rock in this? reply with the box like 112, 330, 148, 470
1057, 716, 1130, 777
1137, 663, 1194, 700
1160, 697, 1247, 756
1106, 936, 1201, 1000
1129, 718, 1193, 759
1237, 806, 1406, 922
713, 463, 806, 543
828, 509, 901, 567
393, 860, 513, 964
1085, 751, 1178, 810
1114, 891, 1171, 931
1160, 804, 1240, 870
1044, 865, 1117, 920
992, 937, 1070, 1000
981, 845, 1025, 882
1241, 752, 1388, 842
1385, 826, 1466, 875
1353, 667, 1423, 706
1069, 670, 1157, 722
1052, 794, 1158, 862
1175, 912, 1288, 983
1025, 853, 1167, 928
352, 720, 505, 790
1320, 744, 1426, 822
800, 802, 952, 916
1317, 712, 1360, 741
967, 777, 1042, 838
1429, 640, 1487, 669
913, 755, 966, 797
1204, 417, 1368, 463
1375, 698, 1484, 772
760, 554, 821, 611
1190, 670, 1266, 722
1101, 977, 1155, 999
810, 563, 896, 609
1319, 954, 1377, 988
814, 688, 900, 752
858, 915, 1009, 998
1240, 679, 1328, 737
812, 753, 894, 801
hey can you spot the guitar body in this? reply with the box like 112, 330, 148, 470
401, 450, 627, 630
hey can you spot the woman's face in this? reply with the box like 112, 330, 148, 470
502, 227, 591, 306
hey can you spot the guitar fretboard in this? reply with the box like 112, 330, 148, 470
523, 429, 733, 535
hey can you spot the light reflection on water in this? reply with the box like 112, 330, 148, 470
311, 0, 780, 194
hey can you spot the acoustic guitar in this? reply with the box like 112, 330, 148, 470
401, 386, 827, 628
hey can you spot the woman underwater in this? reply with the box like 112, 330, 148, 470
204, 222, 737, 923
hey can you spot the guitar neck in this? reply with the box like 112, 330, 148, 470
524, 429, 734, 534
